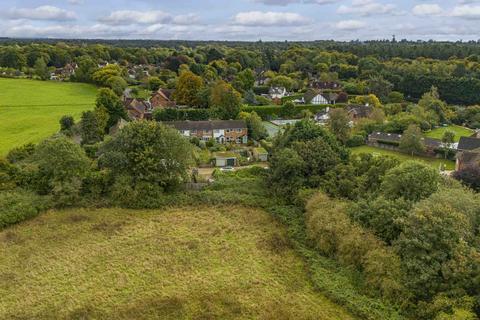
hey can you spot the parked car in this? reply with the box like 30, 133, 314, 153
220, 166, 235, 172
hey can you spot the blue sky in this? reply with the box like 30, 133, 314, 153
0, 1, 479, 40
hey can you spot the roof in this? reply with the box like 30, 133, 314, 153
164, 120, 247, 131
153, 88, 174, 100
458, 137, 480, 151
269, 87, 286, 95
309, 81, 342, 90
254, 147, 268, 154
214, 152, 237, 159
347, 105, 373, 118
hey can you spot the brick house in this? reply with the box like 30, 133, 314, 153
150, 88, 176, 109
165, 120, 248, 144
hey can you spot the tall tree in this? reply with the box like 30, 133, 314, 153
328, 108, 351, 144
173, 71, 204, 107
34, 57, 49, 80
399, 124, 425, 156
95, 88, 127, 129
210, 80, 242, 120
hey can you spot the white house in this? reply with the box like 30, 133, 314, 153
310, 94, 329, 105
269, 87, 287, 99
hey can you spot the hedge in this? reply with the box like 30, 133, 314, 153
153, 108, 211, 121
241, 104, 346, 120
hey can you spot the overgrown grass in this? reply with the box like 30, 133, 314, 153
425, 125, 474, 142
351, 145, 455, 170
0, 78, 97, 155
0, 205, 354, 320
194, 170, 404, 320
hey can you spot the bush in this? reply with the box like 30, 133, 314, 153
241, 104, 343, 120
346, 134, 366, 147
6, 143, 35, 163
0, 189, 48, 229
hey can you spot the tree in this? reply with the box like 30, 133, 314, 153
34, 57, 49, 80
395, 188, 480, 301
106, 76, 127, 96
269, 148, 306, 199
92, 64, 124, 87
280, 101, 297, 118
95, 88, 127, 129
73, 56, 97, 83
173, 71, 204, 106
441, 130, 455, 159
240, 111, 268, 141
352, 94, 381, 108
381, 161, 440, 202
147, 76, 165, 91
399, 124, 425, 156
419, 87, 449, 123
98, 121, 193, 190
80, 111, 104, 145
367, 76, 393, 101
269, 75, 295, 91
453, 166, 480, 191
59, 115, 74, 132
32, 136, 91, 203
210, 80, 242, 120
233, 68, 255, 92
328, 108, 351, 144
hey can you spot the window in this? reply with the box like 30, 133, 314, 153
236, 128, 242, 133
226, 129, 231, 133
191, 130, 197, 134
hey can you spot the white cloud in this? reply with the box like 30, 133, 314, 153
451, 4, 480, 19
7, 6, 76, 21
233, 11, 310, 26
254, 0, 340, 5
98, 10, 199, 26
412, 4, 443, 16
337, 0, 396, 16
67, 0, 85, 4
335, 19, 366, 30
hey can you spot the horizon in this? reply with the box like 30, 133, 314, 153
0, 1, 479, 41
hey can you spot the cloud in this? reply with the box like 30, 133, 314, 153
233, 11, 310, 26
451, 4, 480, 19
254, 0, 340, 5
67, 0, 85, 4
99, 10, 199, 26
337, 0, 396, 16
335, 19, 366, 30
412, 4, 443, 16
7, 6, 76, 21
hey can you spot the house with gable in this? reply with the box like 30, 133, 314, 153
165, 120, 248, 144
150, 88, 176, 109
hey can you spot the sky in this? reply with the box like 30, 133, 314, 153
0, 0, 479, 41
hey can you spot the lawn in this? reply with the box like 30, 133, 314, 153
262, 121, 282, 137
0, 78, 97, 156
0, 205, 354, 320
425, 125, 474, 142
351, 145, 456, 170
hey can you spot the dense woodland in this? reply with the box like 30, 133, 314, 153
1, 40, 480, 320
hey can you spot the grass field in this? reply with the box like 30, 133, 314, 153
0, 78, 97, 156
425, 125, 474, 142
0, 205, 354, 320
351, 145, 456, 170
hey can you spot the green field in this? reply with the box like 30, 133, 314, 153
351, 145, 456, 170
0, 78, 97, 156
0, 206, 354, 320
425, 125, 474, 142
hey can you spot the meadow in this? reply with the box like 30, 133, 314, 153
0, 78, 97, 155
351, 145, 456, 170
0, 205, 354, 320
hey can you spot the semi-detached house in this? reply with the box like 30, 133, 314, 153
165, 120, 248, 144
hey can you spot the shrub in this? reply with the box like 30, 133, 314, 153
0, 189, 48, 229
346, 134, 366, 147
6, 143, 36, 163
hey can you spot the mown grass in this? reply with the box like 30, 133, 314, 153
351, 145, 455, 170
425, 125, 474, 142
0, 78, 97, 155
0, 205, 355, 320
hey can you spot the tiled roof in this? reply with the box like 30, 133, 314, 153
458, 137, 480, 151
164, 120, 247, 131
